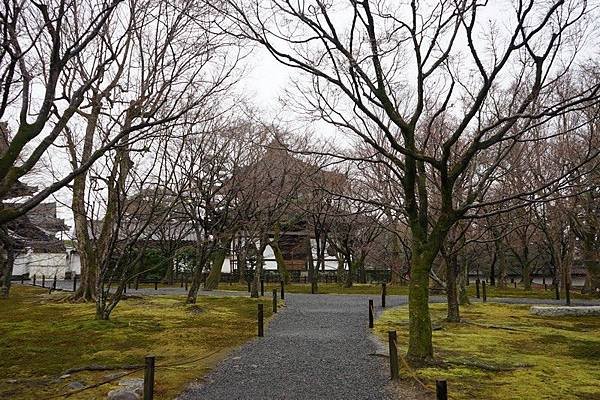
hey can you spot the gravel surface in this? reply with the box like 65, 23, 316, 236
178, 293, 402, 400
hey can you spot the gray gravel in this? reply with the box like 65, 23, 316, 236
178, 293, 402, 400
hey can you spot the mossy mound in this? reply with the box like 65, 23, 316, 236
375, 302, 600, 400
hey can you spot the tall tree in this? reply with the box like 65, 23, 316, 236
217, 0, 600, 361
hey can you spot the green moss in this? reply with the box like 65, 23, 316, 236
375, 303, 600, 400
0, 286, 273, 399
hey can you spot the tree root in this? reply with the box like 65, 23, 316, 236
61, 363, 143, 375
461, 320, 527, 332
444, 358, 532, 372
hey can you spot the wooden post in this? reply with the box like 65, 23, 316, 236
260, 279, 264, 297
53, 275, 57, 290
482, 280, 487, 303
185, 275, 188, 291
135, 277, 139, 290
73, 276, 77, 292
272, 289, 278, 313
33, 274, 36, 286
280, 281, 285, 300
388, 331, 399, 380
475, 278, 480, 299
154, 280, 158, 290
21, 276, 24, 284
514, 281, 517, 289
247, 280, 251, 293
381, 283, 387, 308
368, 299, 374, 329
257, 303, 264, 337
436, 380, 448, 400
555, 280, 560, 300
180, 274, 184, 288
124, 283, 127, 294
42, 275, 45, 288
143, 355, 155, 400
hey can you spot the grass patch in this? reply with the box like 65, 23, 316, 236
0, 286, 274, 399
375, 303, 600, 400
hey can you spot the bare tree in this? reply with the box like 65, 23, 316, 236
216, 0, 600, 361
65, 0, 239, 300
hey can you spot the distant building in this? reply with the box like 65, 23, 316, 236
10, 202, 69, 279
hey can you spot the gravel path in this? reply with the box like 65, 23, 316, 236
178, 293, 402, 400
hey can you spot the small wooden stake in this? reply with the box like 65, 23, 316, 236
154, 280, 158, 290
143, 355, 155, 400
272, 289, 278, 313
476, 278, 480, 299
436, 380, 448, 400
73, 276, 77, 292
53, 275, 57, 290
280, 281, 285, 300
257, 303, 264, 337
482, 281, 487, 303
368, 299, 374, 329
381, 283, 387, 308
42, 275, 45, 288
388, 331, 399, 380
33, 274, 36, 286
260, 279, 264, 297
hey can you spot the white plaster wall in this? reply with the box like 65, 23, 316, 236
18, 252, 69, 278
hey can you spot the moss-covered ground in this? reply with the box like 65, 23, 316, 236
0, 286, 274, 399
375, 303, 600, 400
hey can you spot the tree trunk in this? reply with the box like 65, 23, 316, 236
358, 255, 367, 284
0, 231, 15, 299
272, 225, 290, 284
237, 240, 247, 285
74, 253, 97, 302
583, 234, 600, 296
390, 234, 403, 284
458, 259, 470, 306
489, 248, 497, 286
495, 239, 508, 288
68, 101, 100, 302
203, 240, 228, 291
344, 253, 354, 288
187, 246, 207, 304
445, 253, 460, 322
336, 251, 345, 282
251, 238, 268, 298
407, 248, 434, 362
305, 235, 317, 294
521, 246, 533, 290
